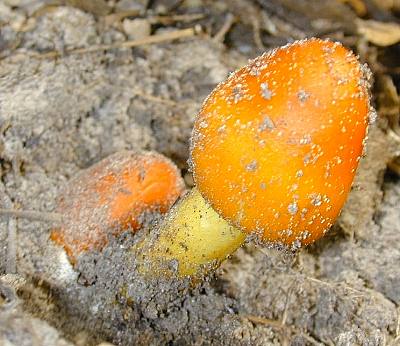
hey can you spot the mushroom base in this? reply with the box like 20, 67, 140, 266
137, 188, 246, 277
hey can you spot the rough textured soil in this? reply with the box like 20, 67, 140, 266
1, 1, 399, 345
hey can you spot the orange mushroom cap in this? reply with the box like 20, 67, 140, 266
191, 38, 371, 248
51, 151, 185, 262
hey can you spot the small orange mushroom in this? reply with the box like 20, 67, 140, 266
141, 38, 372, 277
51, 151, 185, 263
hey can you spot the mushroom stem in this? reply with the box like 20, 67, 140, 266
139, 188, 246, 277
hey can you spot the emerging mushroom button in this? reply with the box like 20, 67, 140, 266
191, 38, 370, 247
51, 151, 185, 264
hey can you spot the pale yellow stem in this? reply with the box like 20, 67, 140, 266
138, 188, 246, 277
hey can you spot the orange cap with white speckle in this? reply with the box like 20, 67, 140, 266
191, 38, 372, 248
51, 151, 185, 262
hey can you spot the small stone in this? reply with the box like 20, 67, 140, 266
288, 202, 298, 215
122, 18, 151, 40
258, 115, 275, 131
245, 160, 258, 172
297, 90, 310, 102
260, 83, 273, 100
116, 0, 149, 12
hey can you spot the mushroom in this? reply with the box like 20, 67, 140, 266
140, 38, 372, 277
50, 150, 185, 264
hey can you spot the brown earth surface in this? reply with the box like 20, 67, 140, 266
0, 1, 399, 345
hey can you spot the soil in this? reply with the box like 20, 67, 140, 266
0, 1, 399, 345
